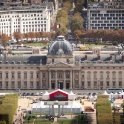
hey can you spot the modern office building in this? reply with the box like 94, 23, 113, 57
0, 36, 124, 90
87, 0, 124, 30
0, 0, 58, 36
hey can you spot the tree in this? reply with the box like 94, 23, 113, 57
0, 34, 11, 47
23, 33, 29, 42
28, 32, 35, 41
13, 32, 22, 43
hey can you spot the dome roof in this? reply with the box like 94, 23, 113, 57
48, 36, 72, 56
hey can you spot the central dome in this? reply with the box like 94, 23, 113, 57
48, 36, 73, 56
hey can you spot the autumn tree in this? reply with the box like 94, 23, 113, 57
28, 32, 35, 41
23, 33, 29, 41
70, 12, 84, 32
0, 34, 11, 47
13, 32, 22, 43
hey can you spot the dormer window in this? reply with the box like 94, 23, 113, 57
5, 61, 9, 64
11, 61, 15, 64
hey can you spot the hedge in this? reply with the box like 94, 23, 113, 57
96, 95, 113, 124
0, 94, 18, 124
0, 121, 6, 124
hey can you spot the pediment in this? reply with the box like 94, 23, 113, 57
48, 61, 72, 68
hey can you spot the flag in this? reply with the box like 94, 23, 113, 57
54, 24, 61, 28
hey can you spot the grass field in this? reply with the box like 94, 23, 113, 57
24, 114, 87, 124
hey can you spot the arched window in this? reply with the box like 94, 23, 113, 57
112, 71, 116, 78
119, 71, 122, 79
93, 71, 97, 78
87, 71, 91, 78
106, 71, 110, 79
0, 72, 2, 79
30, 72, 33, 79
11, 72, 15, 79
100, 71, 103, 78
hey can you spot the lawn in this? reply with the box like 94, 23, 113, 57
24, 42, 46, 47
24, 114, 87, 124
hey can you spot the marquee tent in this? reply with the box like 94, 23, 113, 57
42, 91, 49, 100
49, 89, 68, 101
103, 90, 109, 95
68, 91, 75, 100
32, 101, 82, 114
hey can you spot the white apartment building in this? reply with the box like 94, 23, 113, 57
0, 5, 50, 36
87, 0, 124, 30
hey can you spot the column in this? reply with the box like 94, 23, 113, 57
55, 71, 57, 89
70, 70, 72, 89
72, 70, 74, 89
79, 71, 81, 88
49, 70, 51, 89
52, 105, 54, 116
58, 105, 60, 116
39, 71, 42, 89
63, 71, 65, 89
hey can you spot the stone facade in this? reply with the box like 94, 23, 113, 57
0, 36, 124, 90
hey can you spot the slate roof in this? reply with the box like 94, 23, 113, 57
0, 55, 47, 64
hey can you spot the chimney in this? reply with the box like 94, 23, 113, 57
122, 54, 124, 62
85, 55, 87, 60
97, 54, 100, 60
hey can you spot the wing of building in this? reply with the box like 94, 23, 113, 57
0, 35, 124, 90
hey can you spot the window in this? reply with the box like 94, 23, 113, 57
0, 82, 2, 88
106, 72, 110, 79
37, 73, 39, 78
30, 72, 33, 78
82, 82, 84, 87
12, 72, 14, 78
119, 81, 122, 87
100, 72, 103, 78
37, 82, 40, 87
87, 72, 91, 78
66, 71, 70, 78
18, 72, 21, 78
0, 73, 2, 79
18, 82, 21, 88
119, 71, 122, 78
51, 71, 55, 79
24, 72, 27, 79
5, 82, 8, 87
42, 72, 46, 78
112, 71, 116, 78
94, 81, 97, 87
88, 81, 91, 87
11, 81, 14, 87
94, 72, 97, 79
107, 82, 109, 87
100, 81, 103, 86
52, 59, 54, 63
24, 81, 27, 87
75, 80, 79, 88
58, 71, 62, 79
113, 82, 116, 87
75, 72, 79, 78
30, 82, 33, 87
6, 73, 8, 78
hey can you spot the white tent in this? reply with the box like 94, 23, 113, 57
109, 92, 113, 99
68, 91, 76, 100
32, 101, 82, 114
103, 90, 109, 95
89, 95, 94, 102
42, 91, 49, 100
113, 92, 118, 99
119, 91, 124, 99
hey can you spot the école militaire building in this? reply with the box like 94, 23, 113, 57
0, 36, 124, 90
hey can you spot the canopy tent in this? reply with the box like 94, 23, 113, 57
89, 95, 94, 102
68, 91, 75, 100
32, 101, 82, 114
42, 91, 49, 100
49, 89, 68, 101
103, 90, 109, 95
